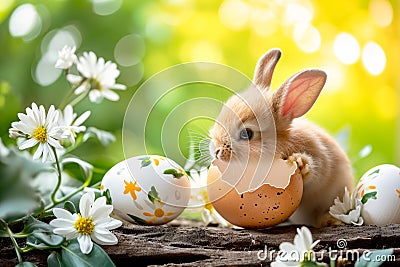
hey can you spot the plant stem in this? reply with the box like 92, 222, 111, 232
51, 147, 63, 204
1, 219, 23, 263
12, 233, 29, 238
44, 172, 92, 211
59, 79, 86, 110
69, 89, 89, 107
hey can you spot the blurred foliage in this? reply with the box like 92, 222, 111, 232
0, 141, 47, 222
0, 0, 398, 181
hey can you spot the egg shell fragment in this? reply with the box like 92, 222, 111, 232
207, 158, 303, 229
101, 155, 191, 225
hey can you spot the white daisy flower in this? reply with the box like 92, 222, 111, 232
58, 105, 91, 145
188, 167, 230, 227
55, 45, 77, 69
272, 226, 324, 267
50, 191, 122, 254
9, 103, 64, 162
329, 187, 364, 226
66, 51, 126, 103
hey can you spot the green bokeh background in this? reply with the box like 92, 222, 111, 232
0, 0, 398, 182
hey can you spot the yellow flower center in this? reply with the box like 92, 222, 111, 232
33, 126, 47, 143
73, 214, 95, 235
200, 190, 214, 214
90, 78, 102, 90
154, 208, 165, 218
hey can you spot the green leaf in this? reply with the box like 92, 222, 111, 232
15, 262, 38, 267
355, 249, 394, 267
101, 189, 112, 205
368, 169, 380, 176
26, 235, 55, 250
61, 239, 115, 267
48, 252, 64, 267
139, 157, 151, 168
361, 191, 377, 204
127, 214, 147, 225
53, 190, 85, 213
163, 168, 184, 178
32, 231, 65, 247
0, 147, 48, 222
23, 216, 54, 234
62, 157, 93, 181
64, 201, 77, 214
301, 261, 322, 267
147, 186, 161, 204
83, 127, 115, 146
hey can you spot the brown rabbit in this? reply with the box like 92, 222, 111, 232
209, 48, 354, 227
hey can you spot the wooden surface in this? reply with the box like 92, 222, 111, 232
1, 222, 400, 266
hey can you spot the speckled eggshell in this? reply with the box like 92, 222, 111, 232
354, 164, 400, 226
207, 159, 303, 229
101, 155, 191, 225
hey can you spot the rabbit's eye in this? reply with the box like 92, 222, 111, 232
239, 128, 253, 140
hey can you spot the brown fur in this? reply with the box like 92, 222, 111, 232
209, 49, 354, 227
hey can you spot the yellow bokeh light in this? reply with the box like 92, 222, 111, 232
322, 62, 345, 93
374, 85, 397, 120
283, 2, 313, 26
219, 0, 249, 30
293, 23, 321, 53
369, 0, 393, 27
0, 0, 14, 12
333, 33, 360, 65
190, 41, 223, 62
249, 9, 278, 37
362, 41, 386, 76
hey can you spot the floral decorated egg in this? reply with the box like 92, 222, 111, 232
354, 164, 400, 225
101, 155, 191, 225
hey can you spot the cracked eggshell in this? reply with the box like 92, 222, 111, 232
101, 155, 191, 225
207, 158, 303, 229
354, 164, 400, 226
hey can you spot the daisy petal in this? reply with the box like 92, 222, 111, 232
112, 83, 126, 90
90, 205, 113, 222
90, 196, 107, 216
47, 137, 63, 149
91, 227, 118, 245
102, 90, 119, 101
33, 144, 44, 160
88, 90, 102, 103
11, 121, 32, 134
53, 208, 77, 220
74, 111, 91, 126
19, 138, 38, 150
79, 191, 95, 218
96, 217, 122, 230
49, 218, 75, 228
74, 82, 89, 95
17, 113, 36, 130
53, 227, 76, 236
67, 74, 83, 84
77, 234, 93, 254
201, 209, 212, 225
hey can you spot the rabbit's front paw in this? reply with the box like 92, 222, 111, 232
288, 153, 312, 180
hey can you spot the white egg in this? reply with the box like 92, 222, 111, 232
101, 155, 191, 225
354, 164, 400, 225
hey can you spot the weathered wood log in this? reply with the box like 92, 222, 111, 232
1, 222, 400, 266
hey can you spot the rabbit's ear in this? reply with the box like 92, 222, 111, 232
274, 69, 326, 119
253, 48, 281, 91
